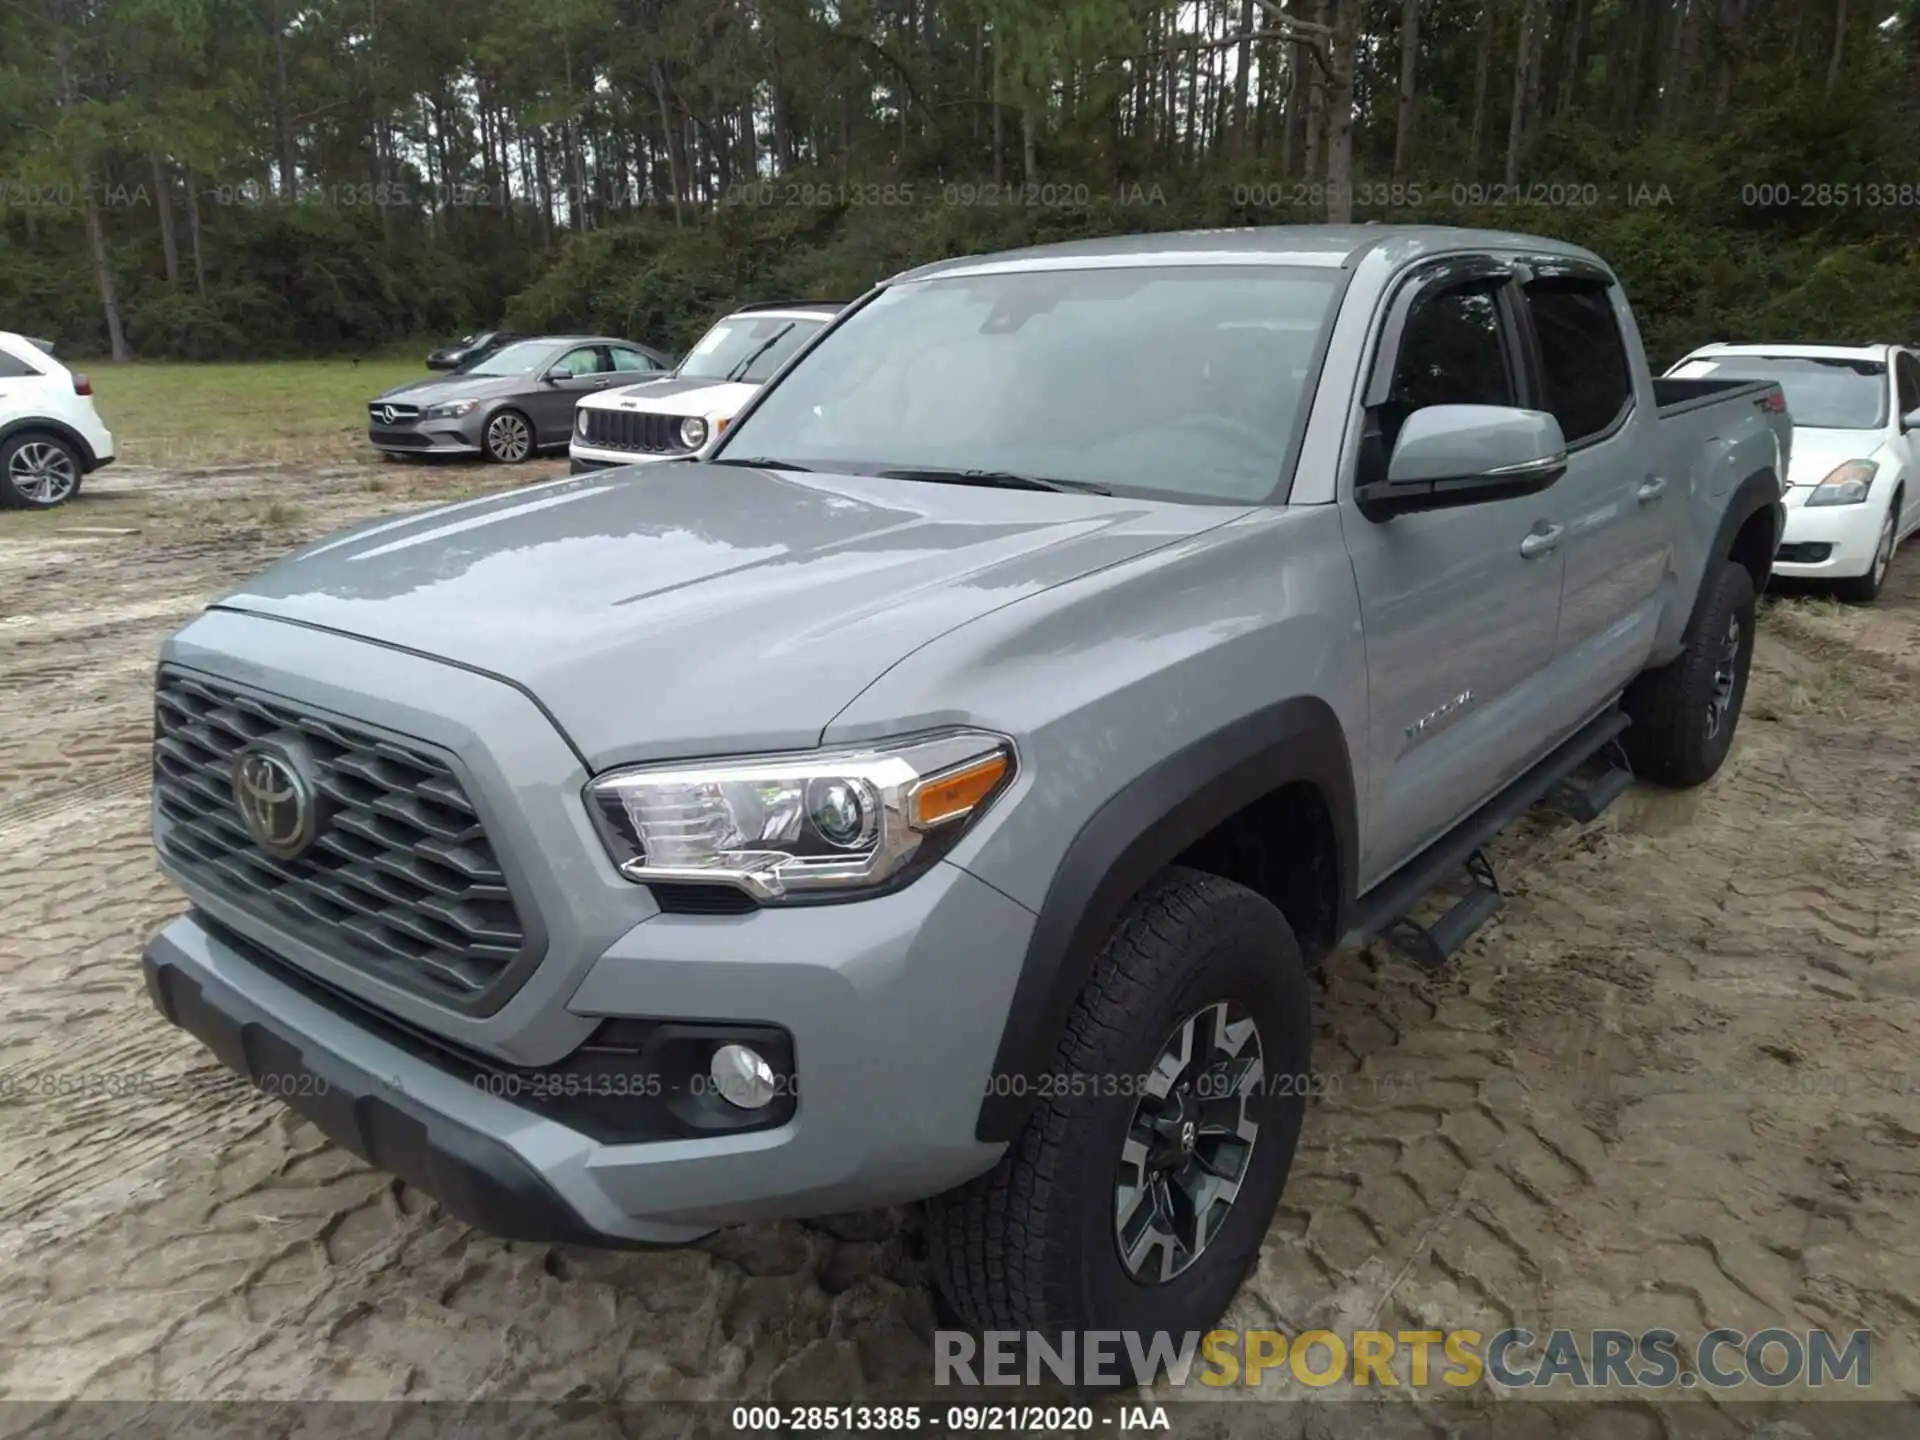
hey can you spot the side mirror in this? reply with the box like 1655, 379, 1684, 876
541, 368, 569, 386
1358, 404, 1569, 520
1903, 406, 1920, 431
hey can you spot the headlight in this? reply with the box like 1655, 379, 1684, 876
576, 407, 590, 436
585, 730, 1016, 902
1806, 459, 1877, 506
679, 416, 708, 449
423, 398, 479, 420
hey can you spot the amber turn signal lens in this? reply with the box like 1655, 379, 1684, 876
907, 752, 1010, 830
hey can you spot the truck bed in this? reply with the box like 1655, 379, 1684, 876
1652, 375, 1782, 417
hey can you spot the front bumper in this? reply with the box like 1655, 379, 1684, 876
568, 440, 687, 473
145, 918, 668, 1245
147, 855, 1033, 1236
1772, 490, 1887, 580
369, 424, 481, 457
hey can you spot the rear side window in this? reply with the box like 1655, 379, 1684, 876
1525, 283, 1632, 445
0, 351, 41, 378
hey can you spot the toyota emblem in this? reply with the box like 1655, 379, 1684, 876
231, 746, 317, 859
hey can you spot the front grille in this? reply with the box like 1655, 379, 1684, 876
368, 402, 421, 423
369, 429, 431, 448
581, 407, 691, 454
153, 669, 532, 1005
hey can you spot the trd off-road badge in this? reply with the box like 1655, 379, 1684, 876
231, 745, 318, 859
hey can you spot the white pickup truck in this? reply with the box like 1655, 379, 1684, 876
569, 301, 843, 473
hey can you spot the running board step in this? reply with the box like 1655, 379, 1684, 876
1379, 849, 1504, 971
1546, 758, 1636, 824
1346, 707, 1631, 971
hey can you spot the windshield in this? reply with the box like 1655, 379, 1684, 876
718, 266, 1345, 502
1671, 354, 1888, 430
463, 340, 560, 377
675, 315, 828, 383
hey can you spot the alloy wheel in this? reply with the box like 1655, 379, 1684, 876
9, 441, 77, 505
1706, 612, 1741, 740
487, 413, 531, 463
1871, 512, 1894, 588
1114, 999, 1263, 1284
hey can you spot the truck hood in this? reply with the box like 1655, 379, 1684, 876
213, 464, 1230, 767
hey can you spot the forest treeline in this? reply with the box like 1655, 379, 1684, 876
3, 0, 1919, 364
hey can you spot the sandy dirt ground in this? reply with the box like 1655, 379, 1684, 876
1, 460, 1918, 1434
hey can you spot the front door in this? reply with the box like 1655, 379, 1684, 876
533, 345, 616, 443
1340, 261, 1568, 889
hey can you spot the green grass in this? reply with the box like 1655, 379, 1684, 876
87, 357, 432, 468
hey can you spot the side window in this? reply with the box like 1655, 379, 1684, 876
554, 347, 605, 377
1524, 282, 1633, 445
1379, 281, 1515, 451
0, 351, 40, 378
1896, 352, 1920, 419
610, 347, 656, 373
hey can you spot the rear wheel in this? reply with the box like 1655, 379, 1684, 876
481, 409, 534, 464
0, 432, 83, 509
928, 868, 1311, 1342
1621, 558, 1757, 787
1832, 496, 1898, 605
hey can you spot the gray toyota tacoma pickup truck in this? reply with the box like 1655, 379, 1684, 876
144, 226, 1789, 1343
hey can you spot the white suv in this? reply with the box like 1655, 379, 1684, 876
0, 331, 116, 509
1667, 342, 1920, 602
569, 302, 842, 474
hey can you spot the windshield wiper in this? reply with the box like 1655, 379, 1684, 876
875, 466, 1111, 496
725, 322, 796, 383
708, 456, 814, 471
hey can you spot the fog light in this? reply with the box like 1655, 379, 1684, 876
710, 1043, 778, 1110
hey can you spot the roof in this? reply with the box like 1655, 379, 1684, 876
1685, 341, 1900, 361
886, 225, 1609, 284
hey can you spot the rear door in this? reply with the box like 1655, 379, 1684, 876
1340, 257, 1567, 887
0, 344, 47, 420
1514, 263, 1667, 706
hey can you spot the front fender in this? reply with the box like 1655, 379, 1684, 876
972, 697, 1357, 1143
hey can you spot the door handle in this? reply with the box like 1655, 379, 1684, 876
1637, 476, 1667, 504
1519, 524, 1564, 559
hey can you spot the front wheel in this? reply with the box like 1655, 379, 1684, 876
1832, 498, 1898, 605
481, 409, 534, 464
1621, 558, 1757, 788
928, 868, 1312, 1342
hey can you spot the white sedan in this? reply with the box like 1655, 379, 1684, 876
1666, 342, 1920, 602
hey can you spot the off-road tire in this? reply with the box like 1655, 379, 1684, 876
1832, 492, 1899, 605
927, 867, 1312, 1344
1621, 558, 1757, 788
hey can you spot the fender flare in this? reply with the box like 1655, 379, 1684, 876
0, 416, 100, 470
974, 696, 1358, 1143
1698, 467, 1784, 612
